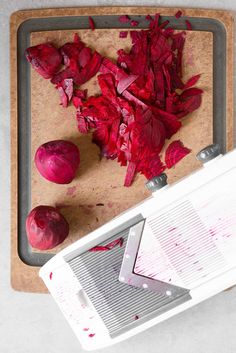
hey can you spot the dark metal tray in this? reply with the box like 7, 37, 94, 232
17, 14, 227, 267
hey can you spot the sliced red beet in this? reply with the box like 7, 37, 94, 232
119, 15, 130, 23
175, 10, 182, 19
130, 20, 139, 27
184, 74, 201, 89
119, 31, 128, 38
88, 17, 95, 31
25, 43, 62, 79
51, 51, 102, 85
145, 14, 153, 21
165, 140, 191, 168
26, 13, 203, 187
185, 20, 192, 30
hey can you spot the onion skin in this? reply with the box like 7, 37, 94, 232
25, 205, 69, 250
35, 140, 80, 184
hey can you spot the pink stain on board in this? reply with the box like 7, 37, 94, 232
83, 328, 89, 332
88, 333, 95, 338
49, 272, 53, 280
66, 185, 77, 196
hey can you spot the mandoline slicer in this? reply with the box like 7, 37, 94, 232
39, 144, 236, 351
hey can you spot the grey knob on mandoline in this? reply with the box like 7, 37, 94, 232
196, 144, 221, 163
145, 173, 168, 192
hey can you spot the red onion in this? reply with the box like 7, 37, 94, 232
35, 140, 80, 184
25, 205, 69, 250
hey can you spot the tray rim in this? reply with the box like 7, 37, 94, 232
10, 6, 234, 293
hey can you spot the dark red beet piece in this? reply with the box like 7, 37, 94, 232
130, 20, 139, 27
165, 140, 191, 168
25, 43, 62, 79
119, 31, 128, 38
175, 10, 182, 19
119, 15, 130, 23
89, 16, 95, 31
185, 19, 192, 30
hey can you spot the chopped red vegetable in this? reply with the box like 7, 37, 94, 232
35, 140, 80, 184
145, 15, 153, 21
25, 43, 62, 79
165, 140, 191, 168
119, 31, 128, 38
89, 237, 124, 252
185, 19, 192, 30
89, 16, 95, 31
130, 20, 139, 27
119, 15, 130, 23
25, 13, 203, 187
25, 206, 69, 250
175, 10, 182, 19
184, 74, 201, 89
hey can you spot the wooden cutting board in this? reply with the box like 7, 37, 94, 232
10, 7, 234, 293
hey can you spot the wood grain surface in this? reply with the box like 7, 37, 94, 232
10, 7, 234, 293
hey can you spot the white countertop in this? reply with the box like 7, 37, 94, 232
1, 0, 236, 352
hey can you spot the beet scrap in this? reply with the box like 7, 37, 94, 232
130, 20, 139, 27
119, 31, 128, 38
175, 10, 182, 19
185, 19, 192, 30
89, 237, 124, 252
165, 140, 191, 168
89, 16, 95, 31
119, 15, 130, 23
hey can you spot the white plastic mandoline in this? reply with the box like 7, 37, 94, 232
40, 145, 236, 351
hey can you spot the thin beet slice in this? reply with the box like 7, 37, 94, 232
165, 140, 191, 168
185, 20, 192, 30
88, 16, 95, 31
184, 74, 201, 89
89, 237, 124, 251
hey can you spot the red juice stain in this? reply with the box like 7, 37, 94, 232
66, 186, 77, 196
107, 202, 114, 208
49, 272, 53, 280
83, 328, 89, 331
88, 333, 95, 338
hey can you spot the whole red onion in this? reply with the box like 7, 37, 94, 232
35, 140, 80, 184
25, 43, 62, 79
26, 205, 69, 250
